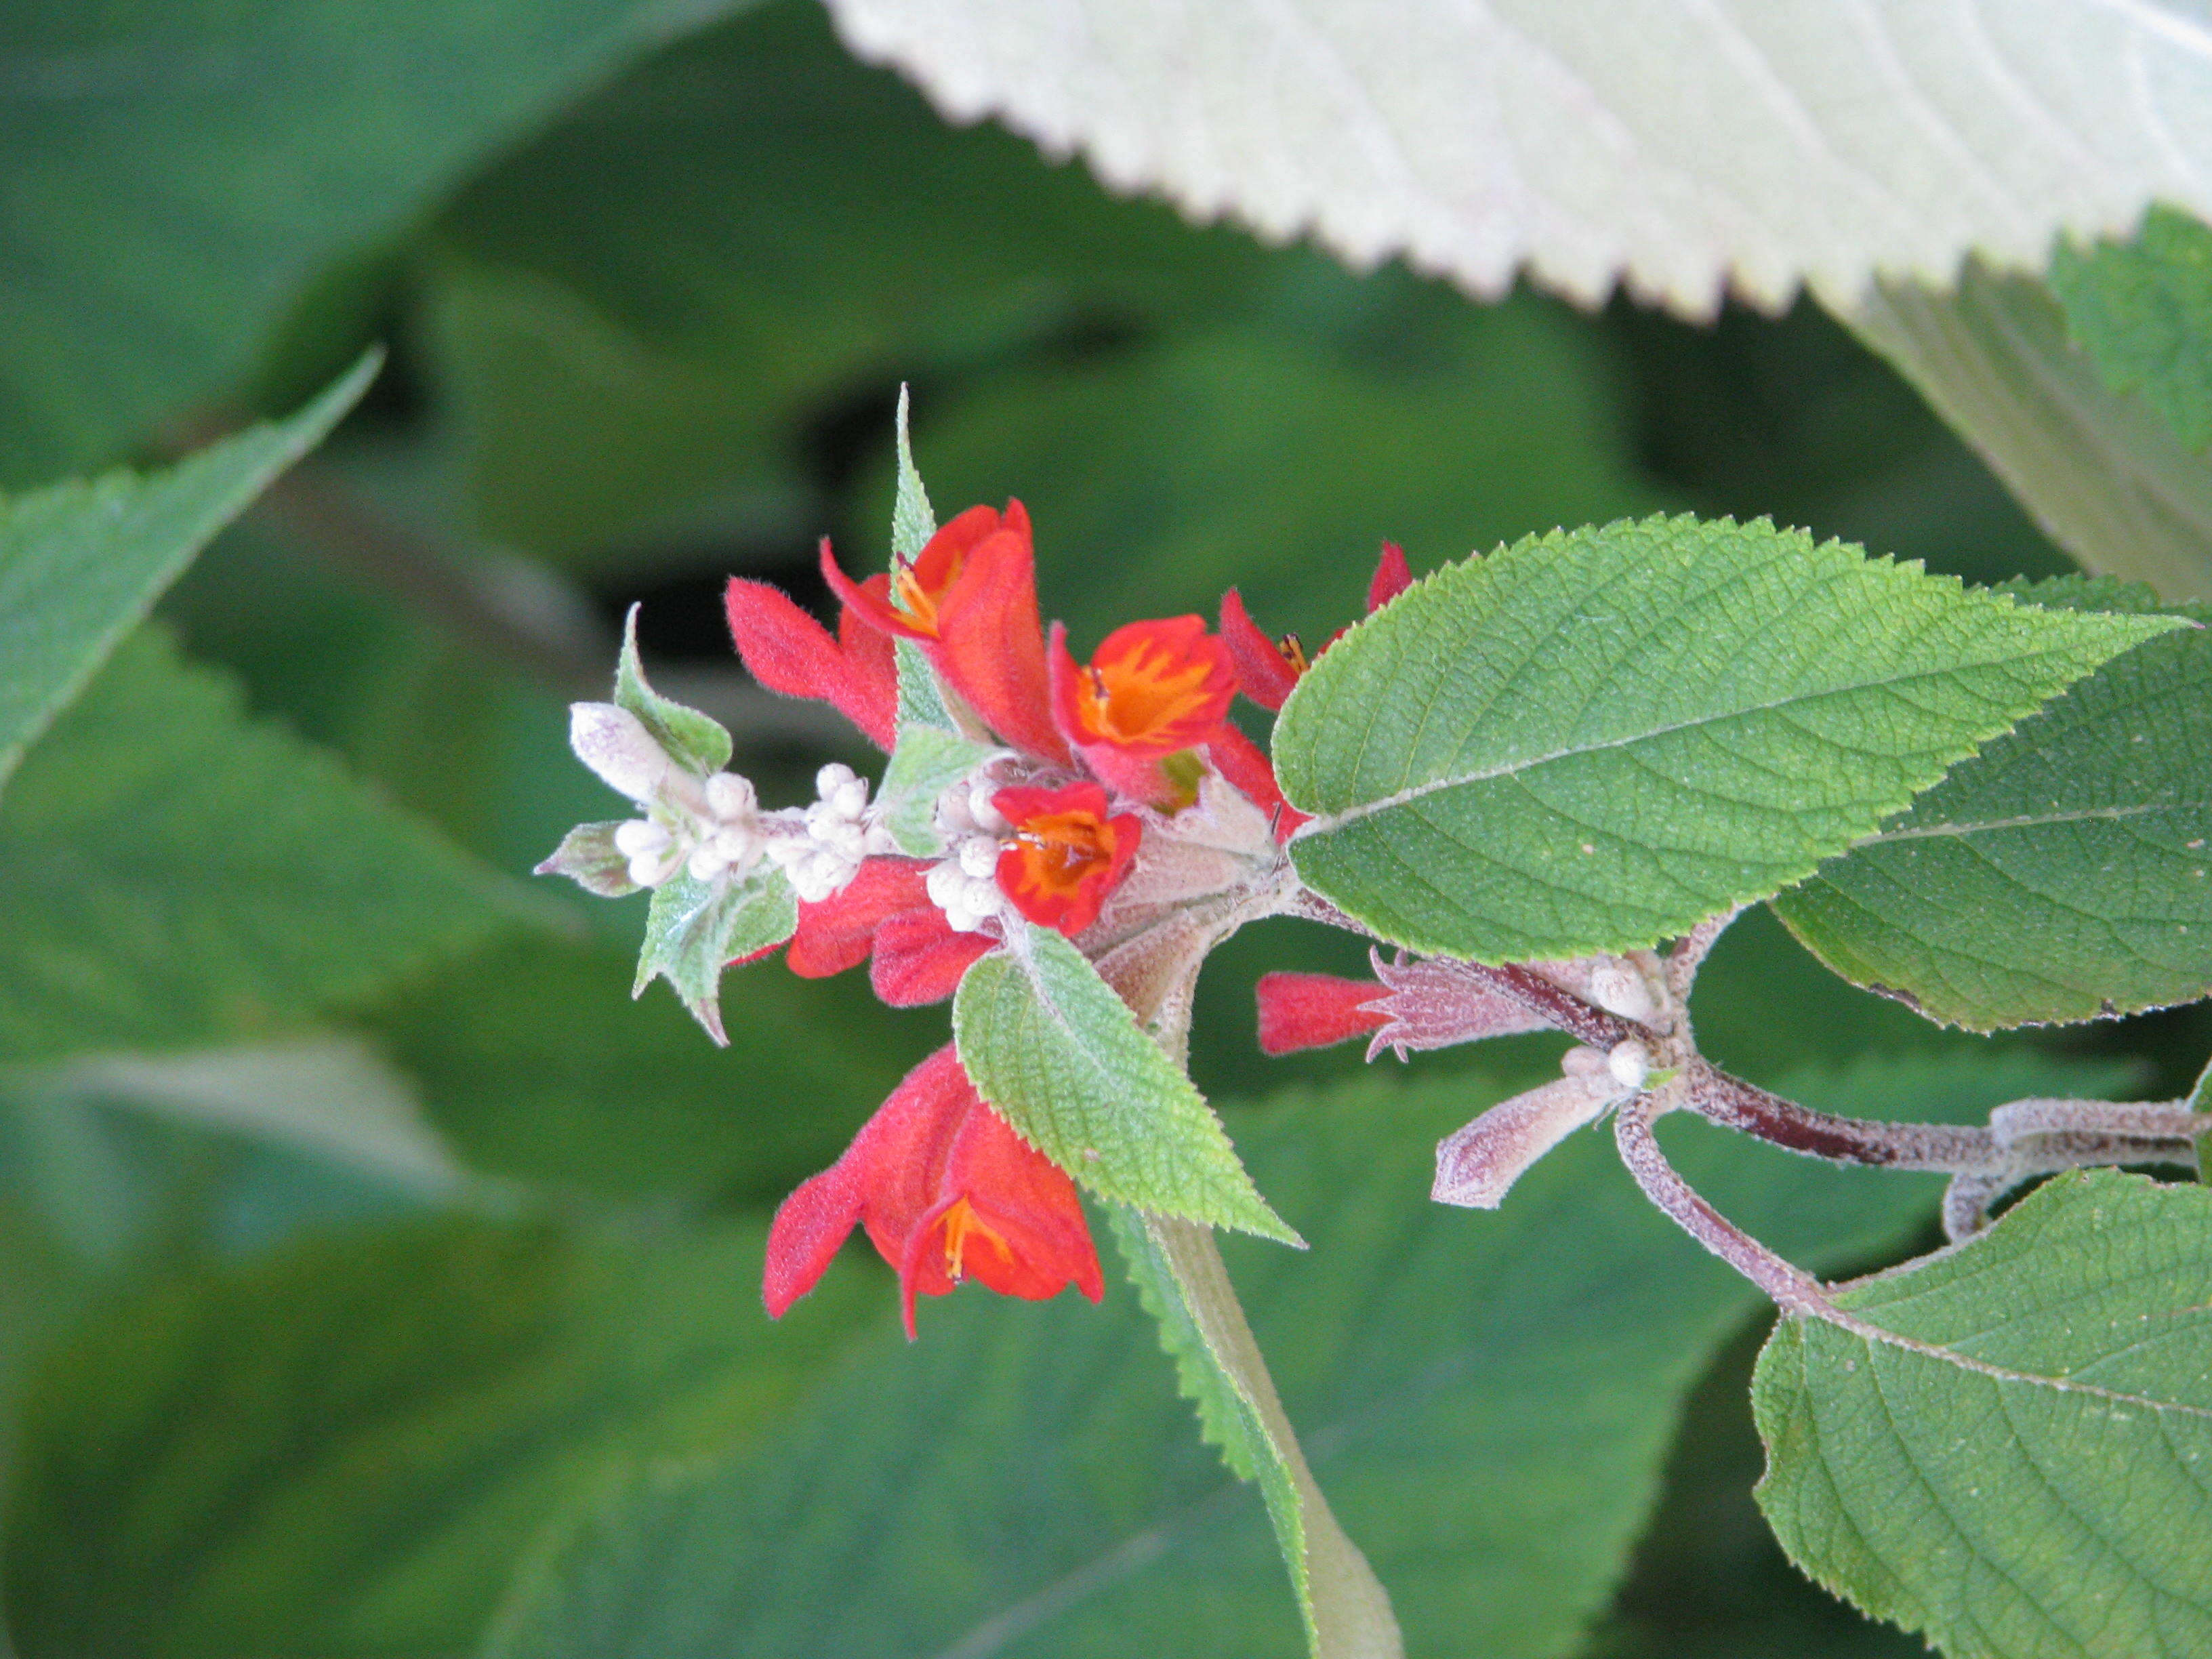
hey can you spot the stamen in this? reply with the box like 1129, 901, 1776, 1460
1277, 632, 1310, 675
940, 1197, 1007, 1282
891, 560, 940, 634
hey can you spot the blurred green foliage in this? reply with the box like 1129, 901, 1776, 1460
1, 1, 2205, 1656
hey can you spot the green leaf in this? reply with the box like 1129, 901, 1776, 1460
953, 924, 1296, 1242
878, 720, 991, 857
536, 820, 640, 898
0, 354, 376, 790
1844, 266, 2212, 604
0, 0, 754, 482
474, 1054, 2087, 1659
1753, 1169, 2212, 1659
613, 605, 731, 777
890, 382, 937, 562
873, 401, 994, 855
633, 865, 798, 1046
2049, 205, 2212, 454
1110, 1208, 1399, 1659
0, 628, 531, 1064
1773, 578, 2212, 1029
0, 1213, 878, 1659
1275, 515, 2179, 964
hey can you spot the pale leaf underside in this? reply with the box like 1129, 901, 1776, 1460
825, 0, 2212, 317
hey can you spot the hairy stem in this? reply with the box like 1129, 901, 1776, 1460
1612, 1091, 1833, 1318
1684, 1062, 2005, 1170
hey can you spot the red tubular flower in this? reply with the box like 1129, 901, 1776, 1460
993, 781, 1141, 937
871, 907, 995, 1006
1256, 972, 1389, 1054
1368, 540, 1413, 612
1218, 541, 1414, 714
1256, 956, 1551, 1060
821, 501, 1067, 765
784, 859, 991, 1006
1218, 588, 1304, 713
1048, 617, 1236, 803
724, 577, 898, 751
764, 1046, 1104, 1338
1205, 722, 1307, 840
785, 859, 932, 979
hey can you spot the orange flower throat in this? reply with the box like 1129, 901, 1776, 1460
1080, 647, 1221, 750
1013, 806, 1118, 899
890, 559, 945, 636
939, 1197, 1009, 1282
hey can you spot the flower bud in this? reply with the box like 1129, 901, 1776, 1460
613, 819, 672, 860
687, 842, 731, 882
626, 844, 684, 888
705, 772, 757, 821
1559, 1044, 1609, 1079
957, 836, 1000, 880
1433, 1073, 1616, 1210
1606, 1039, 1652, 1092
968, 781, 1010, 836
569, 703, 677, 804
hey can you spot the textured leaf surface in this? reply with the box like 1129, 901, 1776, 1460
824, 0, 2212, 319
2049, 205, 2212, 453
1774, 579, 2212, 1029
0, 355, 373, 789
0, 630, 529, 1063
1275, 517, 2175, 964
633, 865, 798, 1045
0, 1214, 876, 1659
1754, 1170, 2212, 1659
476, 1057, 2087, 1659
878, 420, 994, 853
613, 605, 731, 776
0, 0, 751, 480
954, 926, 1294, 1242
1847, 266, 2212, 604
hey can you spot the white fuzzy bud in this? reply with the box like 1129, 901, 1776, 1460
935, 787, 977, 838
1586, 961, 1661, 1026
958, 836, 1002, 880
813, 763, 869, 821
613, 819, 672, 860
570, 703, 677, 805
926, 861, 970, 912
626, 845, 685, 888
1606, 1039, 1652, 1093
1559, 1045, 1609, 1080
686, 842, 730, 882
968, 781, 1010, 835
705, 772, 756, 821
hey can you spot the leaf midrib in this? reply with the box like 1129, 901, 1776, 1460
1295, 642, 2107, 836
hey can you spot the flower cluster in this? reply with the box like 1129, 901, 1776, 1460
726, 501, 1398, 1333
552, 492, 1416, 1336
